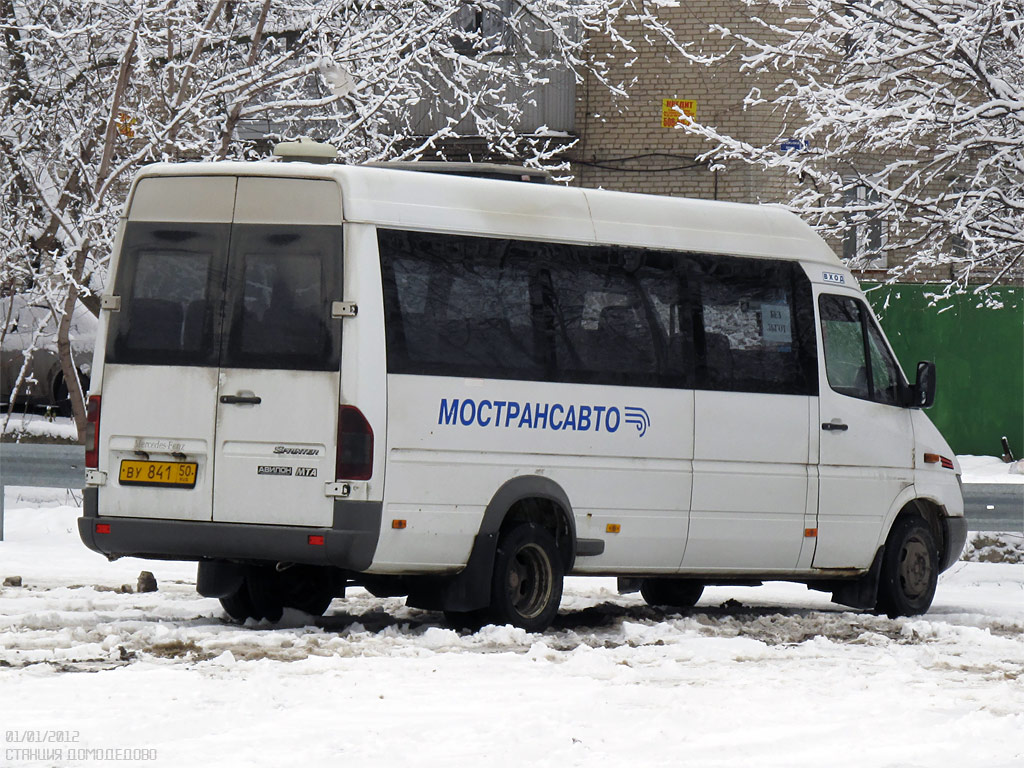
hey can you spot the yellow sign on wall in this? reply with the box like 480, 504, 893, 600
662, 99, 697, 128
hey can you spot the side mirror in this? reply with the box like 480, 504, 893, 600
911, 361, 936, 408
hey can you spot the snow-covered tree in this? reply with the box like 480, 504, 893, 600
1, 0, 679, 435
677, 0, 1024, 297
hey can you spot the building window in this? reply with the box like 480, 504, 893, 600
843, 183, 887, 269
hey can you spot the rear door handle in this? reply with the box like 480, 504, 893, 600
220, 395, 262, 405
821, 421, 848, 431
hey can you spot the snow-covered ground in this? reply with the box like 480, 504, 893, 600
1, 490, 1022, 768
959, 454, 1024, 484
1, 413, 78, 442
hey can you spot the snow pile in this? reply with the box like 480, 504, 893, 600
1, 413, 78, 442
959, 454, 1024, 484
962, 532, 1024, 564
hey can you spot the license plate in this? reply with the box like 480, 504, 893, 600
119, 460, 197, 488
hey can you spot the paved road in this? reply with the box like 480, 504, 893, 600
962, 483, 1024, 533
1, 444, 1021, 532
1, 443, 85, 488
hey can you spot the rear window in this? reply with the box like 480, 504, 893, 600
223, 226, 340, 370
108, 223, 226, 366
379, 228, 816, 394
108, 222, 341, 370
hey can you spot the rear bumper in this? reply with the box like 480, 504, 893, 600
79, 488, 381, 571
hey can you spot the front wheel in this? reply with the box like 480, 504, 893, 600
486, 523, 563, 632
875, 515, 938, 618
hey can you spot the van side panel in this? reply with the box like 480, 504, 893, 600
375, 375, 693, 574
684, 391, 814, 571
339, 223, 389, 501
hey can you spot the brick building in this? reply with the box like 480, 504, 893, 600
570, 3, 790, 205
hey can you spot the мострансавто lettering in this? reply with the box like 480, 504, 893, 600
438, 398, 653, 437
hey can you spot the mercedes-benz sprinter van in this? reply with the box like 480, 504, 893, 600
79, 159, 966, 630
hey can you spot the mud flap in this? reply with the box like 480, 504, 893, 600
196, 560, 246, 599
406, 532, 497, 613
830, 547, 884, 610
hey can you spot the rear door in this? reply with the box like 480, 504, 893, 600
101, 175, 342, 527
211, 178, 342, 527
101, 176, 234, 522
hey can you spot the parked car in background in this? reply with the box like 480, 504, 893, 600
1, 295, 96, 416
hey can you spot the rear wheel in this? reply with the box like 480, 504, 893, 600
486, 523, 563, 632
220, 565, 336, 623
279, 566, 336, 617
220, 585, 258, 622
640, 579, 704, 610
242, 567, 286, 622
875, 515, 938, 618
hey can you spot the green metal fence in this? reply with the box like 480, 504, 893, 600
864, 284, 1023, 458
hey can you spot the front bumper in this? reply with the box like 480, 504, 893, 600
79, 488, 381, 571
941, 515, 969, 572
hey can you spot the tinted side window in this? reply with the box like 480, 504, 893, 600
819, 294, 904, 405
379, 231, 693, 387
108, 223, 227, 366
223, 225, 341, 371
692, 256, 817, 395
542, 247, 680, 387
379, 230, 544, 380
866, 319, 902, 405
819, 295, 870, 399
378, 228, 818, 393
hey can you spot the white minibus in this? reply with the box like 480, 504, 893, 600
79, 156, 966, 630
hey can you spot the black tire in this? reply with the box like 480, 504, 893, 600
875, 515, 938, 618
486, 523, 563, 632
279, 566, 336, 617
220, 584, 258, 622
221, 566, 336, 623
640, 578, 704, 609
242, 567, 286, 623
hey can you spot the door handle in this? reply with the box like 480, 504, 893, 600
821, 421, 848, 431
220, 394, 262, 405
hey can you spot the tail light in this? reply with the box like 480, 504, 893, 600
85, 395, 101, 469
336, 405, 373, 480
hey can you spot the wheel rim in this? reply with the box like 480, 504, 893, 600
505, 543, 553, 620
899, 535, 931, 599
